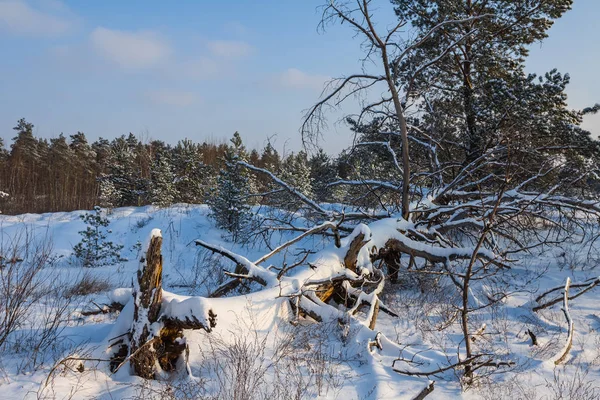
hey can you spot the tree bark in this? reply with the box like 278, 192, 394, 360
129, 234, 165, 379
126, 234, 216, 379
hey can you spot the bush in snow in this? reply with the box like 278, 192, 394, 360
73, 206, 124, 267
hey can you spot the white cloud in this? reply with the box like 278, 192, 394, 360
179, 57, 222, 80
275, 68, 329, 91
90, 27, 170, 69
223, 21, 248, 36
147, 90, 198, 107
0, 0, 71, 36
207, 39, 253, 59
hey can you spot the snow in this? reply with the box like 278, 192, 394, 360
0, 204, 599, 399
108, 287, 132, 305
150, 228, 162, 239
160, 290, 213, 328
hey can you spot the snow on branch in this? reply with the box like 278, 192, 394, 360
380, 234, 503, 268
237, 161, 332, 217
533, 276, 600, 312
411, 381, 435, 400
355, 141, 403, 173
195, 239, 279, 287
553, 278, 574, 365
254, 221, 340, 265
328, 179, 402, 192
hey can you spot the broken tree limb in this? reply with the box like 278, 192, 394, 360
393, 354, 486, 376
411, 381, 435, 400
553, 277, 574, 365
207, 277, 243, 298
195, 240, 278, 287
526, 329, 538, 346
254, 221, 338, 266
533, 276, 600, 311
379, 236, 508, 269
343, 229, 370, 273
80, 301, 124, 316
237, 161, 331, 217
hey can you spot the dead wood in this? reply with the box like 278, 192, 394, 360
80, 301, 124, 316
553, 278, 574, 365
343, 231, 369, 273
533, 277, 600, 311
526, 329, 538, 346
411, 381, 435, 400
112, 233, 216, 379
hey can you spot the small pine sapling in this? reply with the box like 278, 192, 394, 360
73, 206, 124, 267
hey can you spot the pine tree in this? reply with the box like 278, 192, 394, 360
255, 141, 282, 205
0, 138, 7, 207
8, 119, 44, 213
69, 132, 98, 209
208, 132, 254, 241
150, 151, 178, 208
282, 151, 314, 198
100, 135, 142, 207
309, 149, 344, 203
172, 139, 206, 204
276, 151, 314, 210
98, 176, 118, 209
73, 206, 124, 267
392, 0, 575, 163
48, 134, 75, 210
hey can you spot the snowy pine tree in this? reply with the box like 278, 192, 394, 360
208, 132, 253, 241
73, 206, 124, 267
276, 151, 314, 210
98, 175, 118, 209
150, 151, 178, 208
309, 148, 343, 203
282, 152, 314, 197
172, 139, 206, 204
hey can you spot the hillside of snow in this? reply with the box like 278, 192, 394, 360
0, 205, 599, 399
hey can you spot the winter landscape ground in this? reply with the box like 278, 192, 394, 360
2, 0, 600, 399
0, 204, 599, 399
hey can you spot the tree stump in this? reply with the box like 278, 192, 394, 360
117, 229, 217, 379
129, 230, 165, 378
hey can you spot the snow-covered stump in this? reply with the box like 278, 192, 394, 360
112, 229, 217, 379
129, 230, 165, 379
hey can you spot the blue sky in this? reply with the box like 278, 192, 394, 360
0, 0, 598, 154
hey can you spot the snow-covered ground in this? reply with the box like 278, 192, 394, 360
0, 205, 599, 399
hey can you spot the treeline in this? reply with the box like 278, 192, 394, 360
0, 119, 344, 215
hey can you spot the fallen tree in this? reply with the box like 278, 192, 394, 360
94, 0, 600, 388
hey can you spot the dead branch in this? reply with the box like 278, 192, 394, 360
526, 329, 538, 346
393, 354, 485, 376
533, 277, 600, 312
237, 161, 331, 217
380, 237, 505, 268
80, 301, 124, 317
535, 276, 600, 303
553, 278, 574, 365
343, 230, 370, 273
195, 239, 278, 288
411, 381, 435, 400
254, 221, 338, 266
